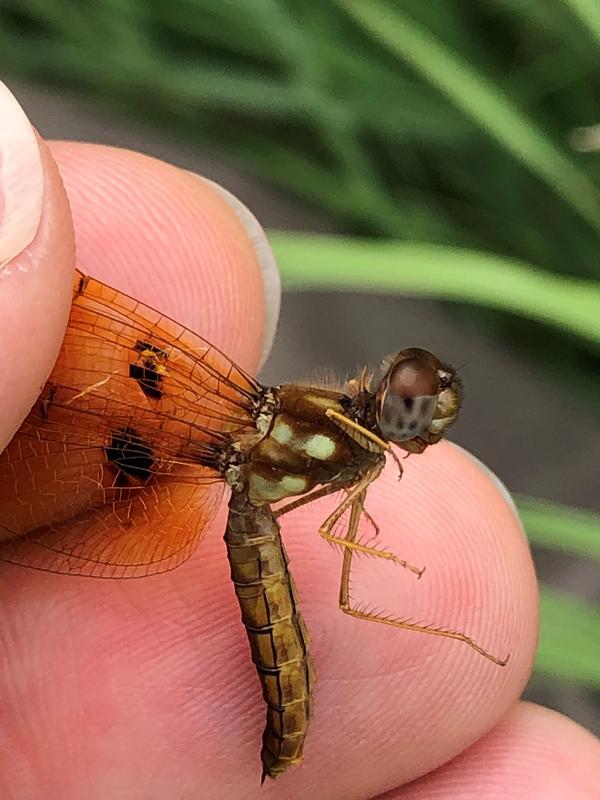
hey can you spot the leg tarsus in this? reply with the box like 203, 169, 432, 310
320, 528, 424, 576
338, 603, 508, 666
321, 462, 424, 577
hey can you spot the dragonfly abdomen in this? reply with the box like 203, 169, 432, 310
225, 489, 314, 781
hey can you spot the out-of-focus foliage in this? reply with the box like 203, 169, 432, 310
269, 232, 600, 348
1, 1, 600, 273
537, 587, 600, 685
0, 0, 598, 688
2, 1, 600, 393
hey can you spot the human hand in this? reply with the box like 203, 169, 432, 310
1, 82, 599, 800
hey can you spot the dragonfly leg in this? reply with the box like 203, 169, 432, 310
336, 500, 508, 665
319, 464, 424, 577
342, 487, 379, 536
325, 408, 389, 453
388, 447, 405, 480
338, 601, 508, 665
275, 482, 378, 536
338, 492, 365, 608
274, 482, 345, 519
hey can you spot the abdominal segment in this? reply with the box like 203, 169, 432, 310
224, 488, 314, 781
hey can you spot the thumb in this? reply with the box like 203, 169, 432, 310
0, 81, 74, 450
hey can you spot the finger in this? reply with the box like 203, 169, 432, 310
0, 82, 74, 450
260, 441, 538, 795
95, 437, 533, 796
0, 139, 281, 798
1, 133, 536, 797
2, 403, 535, 795
390, 702, 600, 799
47, 140, 280, 372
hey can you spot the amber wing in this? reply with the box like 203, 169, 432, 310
0, 271, 261, 578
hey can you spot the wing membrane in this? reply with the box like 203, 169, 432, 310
0, 271, 260, 577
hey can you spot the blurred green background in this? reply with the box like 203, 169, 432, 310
1, 0, 598, 734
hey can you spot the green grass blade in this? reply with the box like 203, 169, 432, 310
564, 0, 600, 48
536, 588, 600, 685
517, 496, 600, 560
269, 232, 600, 348
336, 0, 600, 234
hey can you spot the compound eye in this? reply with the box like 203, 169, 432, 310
376, 357, 440, 442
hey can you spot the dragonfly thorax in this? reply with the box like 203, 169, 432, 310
238, 385, 380, 507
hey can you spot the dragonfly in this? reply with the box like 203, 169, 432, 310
0, 270, 507, 781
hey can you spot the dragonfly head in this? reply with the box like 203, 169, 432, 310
374, 348, 461, 453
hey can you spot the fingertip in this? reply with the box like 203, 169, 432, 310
0, 85, 74, 449
0, 81, 43, 268
274, 439, 538, 790
288, 439, 537, 676
196, 176, 281, 367
397, 702, 600, 799
364, 441, 537, 677
455, 444, 520, 521
47, 142, 278, 374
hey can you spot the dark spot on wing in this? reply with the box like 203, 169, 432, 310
135, 340, 167, 357
105, 427, 154, 482
403, 396, 414, 411
129, 362, 163, 400
130, 341, 168, 400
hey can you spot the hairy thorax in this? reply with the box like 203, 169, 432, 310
242, 385, 378, 506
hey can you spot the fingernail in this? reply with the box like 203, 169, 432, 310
192, 175, 281, 366
0, 81, 44, 270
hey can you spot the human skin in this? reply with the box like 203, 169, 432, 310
1, 83, 599, 800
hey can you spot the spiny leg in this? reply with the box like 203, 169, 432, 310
338, 604, 508, 666
274, 482, 346, 519
274, 478, 380, 536
335, 485, 506, 666
324, 408, 389, 453
323, 410, 506, 665
342, 487, 379, 536
338, 491, 364, 608
335, 482, 505, 664
319, 465, 424, 578
337, 491, 422, 606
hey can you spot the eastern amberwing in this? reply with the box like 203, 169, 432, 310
0, 271, 506, 781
